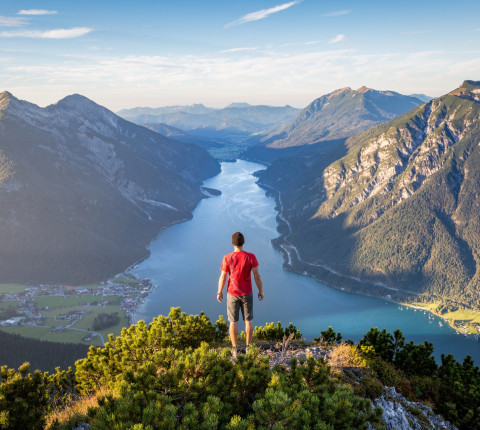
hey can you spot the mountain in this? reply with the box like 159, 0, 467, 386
118, 103, 301, 162
261, 87, 424, 149
118, 103, 300, 135
141, 122, 222, 153
257, 81, 480, 309
409, 93, 434, 103
142, 122, 191, 139
116, 103, 214, 122
0, 92, 220, 284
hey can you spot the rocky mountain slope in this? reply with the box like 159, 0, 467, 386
261, 87, 424, 149
0, 92, 220, 284
258, 81, 480, 309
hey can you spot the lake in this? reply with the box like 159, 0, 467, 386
132, 159, 480, 362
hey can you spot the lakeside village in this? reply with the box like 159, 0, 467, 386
0, 273, 154, 343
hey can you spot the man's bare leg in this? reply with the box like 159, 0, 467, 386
245, 319, 253, 346
229, 321, 238, 347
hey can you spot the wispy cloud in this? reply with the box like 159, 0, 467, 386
5, 48, 478, 109
0, 27, 93, 39
329, 34, 345, 44
17, 9, 58, 15
220, 47, 258, 54
225, 1, 301, 28
322, 10, 351, 17
281, 40, 323, 48
0, 16, 28, 27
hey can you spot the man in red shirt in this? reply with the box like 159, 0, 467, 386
217, 232, 264, 356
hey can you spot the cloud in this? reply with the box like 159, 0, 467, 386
0, 27, 93, 39
329, 34, 345, 44
321, 10, 351, 17
4, 48, 479, 110
0, 16, 28, 27
225, 1, 301, 28
220, 47, 258, 53
281, 40, 323, 48
17, 9, 58, 15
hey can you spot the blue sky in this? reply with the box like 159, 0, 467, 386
1, 0, 479, 110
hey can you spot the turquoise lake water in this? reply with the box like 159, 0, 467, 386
132, 160, 480, 363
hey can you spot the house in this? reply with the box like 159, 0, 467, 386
82, 333, 98, 341
0, 316, 26, 326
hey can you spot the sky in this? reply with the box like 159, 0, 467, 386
1, 0, 479, 111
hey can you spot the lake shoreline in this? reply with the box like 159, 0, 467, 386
400, 302, 480, 340
128, 159, 480, 361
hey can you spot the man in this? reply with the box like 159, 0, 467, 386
217, 232, 264, 357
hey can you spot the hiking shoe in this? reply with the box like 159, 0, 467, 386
231, 346, 238, 359
245, 345, 250, 354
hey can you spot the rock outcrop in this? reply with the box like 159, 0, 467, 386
372, 387, 456, 430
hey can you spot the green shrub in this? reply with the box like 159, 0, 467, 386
75, 307, 228, 393
314, 326, 342, 345
0, 363, 75, 430
84, 347, 381, 429
354, 376, 384, 400
3, 311, 480, 430
250, 321, 302, 341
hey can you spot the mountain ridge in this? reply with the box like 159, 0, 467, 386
0, 91, 220, 283
257, 80, 480, 309
261, 87, 425, 149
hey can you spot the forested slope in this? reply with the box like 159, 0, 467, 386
0, 331, 89, 373
258, 81, 480, 309
0, 91, 220, 283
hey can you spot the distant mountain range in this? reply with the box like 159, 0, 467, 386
120, 90, 426, 164
409, 93, 434, 103
118, 103, 300, 136
260, 87, 425, 149
0, 92, 219, 284
257, 80, 480, 310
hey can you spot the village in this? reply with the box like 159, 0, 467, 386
0, 273, 154, 345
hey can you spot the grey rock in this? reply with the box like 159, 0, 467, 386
373, 387, 457, 430
71, 424, 90, 430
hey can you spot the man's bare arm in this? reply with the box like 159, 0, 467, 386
217, 270, 227, 302
252, 266, 264, 301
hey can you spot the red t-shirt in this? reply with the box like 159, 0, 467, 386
220, 251, 259, 296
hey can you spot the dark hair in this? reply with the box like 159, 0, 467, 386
232, 232, 245, 247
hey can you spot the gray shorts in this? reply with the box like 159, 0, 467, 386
227, 293, 253, 323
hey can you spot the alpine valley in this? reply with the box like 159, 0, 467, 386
117, 103, 301, 160
0, 91, 220, 284
257, 80, 480, 311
